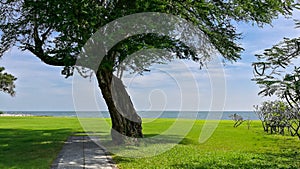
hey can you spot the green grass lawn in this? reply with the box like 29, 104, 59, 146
114, 119, 300, 169
0, 117, 299, 169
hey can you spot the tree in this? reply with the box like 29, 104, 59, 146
252, 11, 300, 139
229, 113, 245, 128
252, 35, 300, 108
254, 100, 300, 139
0, 67, 17, 96
1, 0, 296, 144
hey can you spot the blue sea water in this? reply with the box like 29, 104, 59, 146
4, 111, 258, 120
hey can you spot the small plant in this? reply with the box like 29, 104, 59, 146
229, 113, 245, 128
247, 117, 252, 130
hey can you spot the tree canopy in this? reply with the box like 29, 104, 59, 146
252, 19, 300, 108
1, 0, 296, 74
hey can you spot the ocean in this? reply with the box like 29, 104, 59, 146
3, 111, 258, 120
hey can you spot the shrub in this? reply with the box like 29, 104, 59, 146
254, 100, 300, 139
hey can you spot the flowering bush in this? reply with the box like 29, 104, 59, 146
254, 100, 300, 139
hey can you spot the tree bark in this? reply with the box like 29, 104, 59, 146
96, 69, 143, 145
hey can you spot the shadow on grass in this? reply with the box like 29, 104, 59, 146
142, 134, 183, 144
179, 138, 196, 145
100, 133, 185, 147
100, 134, 187, 158
0, 128, 74, 169
143, 134, 196, 145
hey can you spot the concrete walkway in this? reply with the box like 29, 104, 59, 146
51, 135, 117, 169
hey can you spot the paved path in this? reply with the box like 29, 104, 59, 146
51, 135, 117, 169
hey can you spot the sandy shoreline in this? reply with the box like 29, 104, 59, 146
0, 113, 34, 117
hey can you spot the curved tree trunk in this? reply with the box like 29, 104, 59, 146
96, 69, 143, 145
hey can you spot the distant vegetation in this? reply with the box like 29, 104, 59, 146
254, 100, 300, 139
0, 67, 16, 96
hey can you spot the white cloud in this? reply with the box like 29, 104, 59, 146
0, 48, 74, 111
120, 59, 227, 111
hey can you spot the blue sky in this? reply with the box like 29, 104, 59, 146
0, 12, 300, 111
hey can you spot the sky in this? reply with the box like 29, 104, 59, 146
0, 12, 300, 111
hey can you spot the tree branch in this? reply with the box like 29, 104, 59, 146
41, 26, 52, 43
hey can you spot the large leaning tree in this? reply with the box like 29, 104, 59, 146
0, 0, 296, 144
